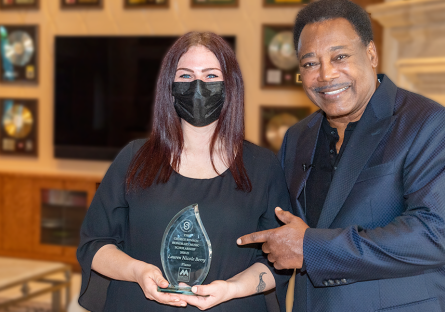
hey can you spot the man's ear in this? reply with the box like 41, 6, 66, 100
367, 40, 378, 69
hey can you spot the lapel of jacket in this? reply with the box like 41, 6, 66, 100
316, 75, 398, 229
287, 112, 323, 221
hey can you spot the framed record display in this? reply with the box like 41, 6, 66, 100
191, 0, 238, 8
124, 0, 168, 9
0, 25, 38, 84
0, 0, 39, 10
61, 0, 102, 9
0, 98, 38, 156
263, 0, 311, 6
260, 106, 310, 153
261, 24, 301, 89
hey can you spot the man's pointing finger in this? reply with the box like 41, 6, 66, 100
237, 229, 273, 245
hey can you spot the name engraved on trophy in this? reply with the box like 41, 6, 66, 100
168, 236, 206, 263
159, 204, 212, 295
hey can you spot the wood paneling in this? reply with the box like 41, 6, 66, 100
1, 175, 35, 252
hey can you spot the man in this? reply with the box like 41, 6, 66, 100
238, 0, 445, 311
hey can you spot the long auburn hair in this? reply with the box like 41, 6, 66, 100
126, 32, 251, 192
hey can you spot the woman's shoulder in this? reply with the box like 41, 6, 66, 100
99, 139, 148, 183
131, 138, 147, 153
242, 141, 287, 186
116, 139, 146, 159
109, 139, 147, 169
242, 140, 279, 166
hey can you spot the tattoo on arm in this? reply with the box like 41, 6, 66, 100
256, 272, 267, 293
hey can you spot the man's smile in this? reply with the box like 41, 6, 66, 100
313, 83, 352, 97
320, 86, 350, 95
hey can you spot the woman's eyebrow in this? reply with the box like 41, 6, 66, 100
176, 68, 194, 72
202, 68, 222, 72
176, 68, 222, 72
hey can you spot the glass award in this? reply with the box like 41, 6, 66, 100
158, 204, 212, 295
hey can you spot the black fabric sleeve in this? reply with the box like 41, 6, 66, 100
77, 141, 136, 311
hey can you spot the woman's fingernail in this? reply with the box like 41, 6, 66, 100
276, 207, 282, 211
181, 303, 186, 307
174, 298, 179, 302
237, 238, 241, 244
192, 286, 197, 293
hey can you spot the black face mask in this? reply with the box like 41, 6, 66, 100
172, 80, 225, 127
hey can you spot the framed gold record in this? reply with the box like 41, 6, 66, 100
261, 24, 301, 89
0, 0, 39, 10
260, 106, 310, 153
0, 25, 38, 84
0, 98, 38, 156
61, 0, 103, 9
124, 0, 168, 9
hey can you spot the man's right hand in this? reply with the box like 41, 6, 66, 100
237, 207, 309, 269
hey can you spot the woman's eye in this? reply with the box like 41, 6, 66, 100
179, 74, 191, 79
207, 74, 218, 79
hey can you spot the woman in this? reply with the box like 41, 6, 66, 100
77, 32, 291, 311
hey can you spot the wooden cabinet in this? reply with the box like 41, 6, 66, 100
1, 175, 35, 253
0, 172, 101, 270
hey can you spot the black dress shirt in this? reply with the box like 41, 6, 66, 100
298, 116, 358, 228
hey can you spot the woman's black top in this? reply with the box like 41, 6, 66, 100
77, 140, 292, 312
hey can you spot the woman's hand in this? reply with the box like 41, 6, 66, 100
178, 263, 276, 310
178, 280, 236, 310
132, 261, 188, 307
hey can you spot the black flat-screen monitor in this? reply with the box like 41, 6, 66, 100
54, 35, 235, 161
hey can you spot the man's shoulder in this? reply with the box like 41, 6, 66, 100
394, 87, 445, 124
396, 88, 444, 112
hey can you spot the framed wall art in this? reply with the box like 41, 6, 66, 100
261, 24, 301, 89
124, 0, 168, 9
61, 0, 103, 9
0, 98, 38, 156
260, 106, 310, 153
191, 0, 238, 8
263, 0, 311, 7
0, 25, 38, 84
0, 0, 39, 10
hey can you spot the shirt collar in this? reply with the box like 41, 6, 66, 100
321, 114, 359, 138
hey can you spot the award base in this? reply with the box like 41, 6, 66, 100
157, 285, 194, 295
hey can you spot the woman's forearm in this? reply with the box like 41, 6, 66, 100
91, 244, 187, 307
225, 262, 276, 300
91, 244, 147, 283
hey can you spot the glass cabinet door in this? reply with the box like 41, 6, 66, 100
40, 189, 87, 247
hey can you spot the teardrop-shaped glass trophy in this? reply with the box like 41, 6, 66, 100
158, 204, 212, 295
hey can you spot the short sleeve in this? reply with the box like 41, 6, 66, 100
76, 141, 136, 311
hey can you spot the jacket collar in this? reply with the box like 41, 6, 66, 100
287, 112, 323, 222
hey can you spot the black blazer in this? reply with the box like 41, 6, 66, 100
278, 75, 445, 312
